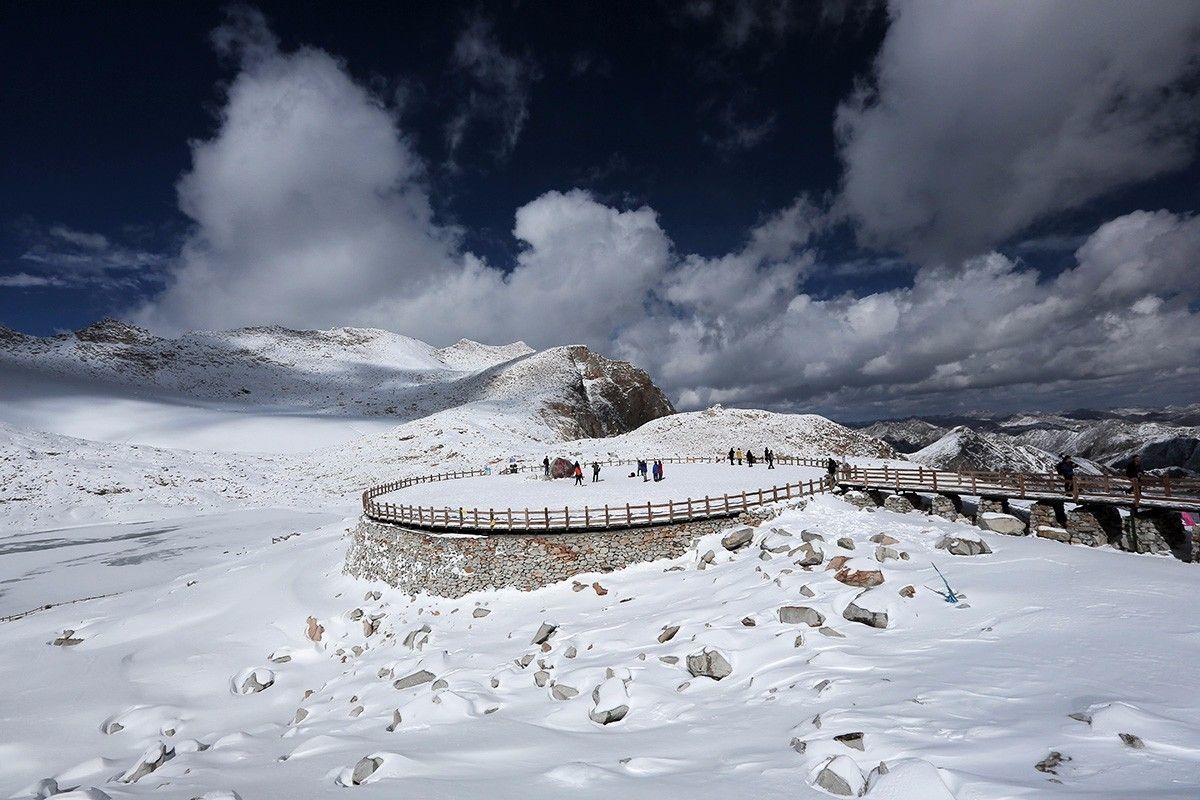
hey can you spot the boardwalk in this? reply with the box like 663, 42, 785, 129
361, 457, 1200, 533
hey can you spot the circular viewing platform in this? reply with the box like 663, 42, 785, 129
361, 457, 832, 533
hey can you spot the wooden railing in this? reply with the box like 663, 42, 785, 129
837, 464, 1200, 509
361, 455, 833, 532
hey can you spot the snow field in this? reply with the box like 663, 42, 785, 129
3, 495, 1199, 798
390, 463, 828, 511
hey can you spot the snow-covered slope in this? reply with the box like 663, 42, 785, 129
857, 418, 948, 453
561, 406, 898, 460
0, 322, 672, 453
910, 426, 1103, 474
4, 494, 1198, 798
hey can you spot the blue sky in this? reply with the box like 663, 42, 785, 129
1, 1, 1198, 417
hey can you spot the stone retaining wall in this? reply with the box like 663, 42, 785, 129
345, 517, 731, 598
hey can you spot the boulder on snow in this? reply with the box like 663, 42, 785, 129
531, 622, 558, 645
977, 512, 1025, 535
835, 568, 885, 588
658, 625, 680, 643
871, 533, 900, 545
305, 616, 324, 642
722, 527, 754, 551
794, 542, 824, 567
351, 755, 383, 785
812, 755, 866, 797
393, 670, 436, 691
119, 742, 174, 783
686, 648, 733, 680
936, 535, 993, 556
842, 591, 889, 629
237, 668, 275, 695
836, 537, 855, 550
552, 683, 579, 701
472, 607, 491, 618
779, 606, 825, 627
589, 677, 630, 724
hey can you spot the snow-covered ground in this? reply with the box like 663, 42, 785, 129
393, 463, 827, 509
3, 495, 1198, 798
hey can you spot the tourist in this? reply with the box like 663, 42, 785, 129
573, 461, 584, 485
747, 450, 756, 467
765, 447, 775, 469
736, 448, 744, 465
728, 447, 735, 465
1055, 454, 1075, 494
543, 456, 550, 477
638, 459, 648, 481
592, 461, 601, 482
826, 457, 838, 488
653, 459, 663, 482
1125, 454, 1142, 495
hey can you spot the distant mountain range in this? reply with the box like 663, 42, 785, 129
856, 406, 1200, 475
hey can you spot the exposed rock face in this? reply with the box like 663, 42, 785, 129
978, 512, 1025, 535
536, 346, 675, 439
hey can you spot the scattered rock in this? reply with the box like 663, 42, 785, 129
799, 584, 816, 598
431, 678, 448, 691
305, 616, 324, 642
826, 555, 851, 572
472, 608, 491, 618
834, 732, 865, 751
836, 537, 855, 550
515, 653, 534, 669
722, 527, 754, 551
779, 606, 825, 627
818, 626, 845, 638
589, 678, 630, 725
552, 683, 579, 700
534, 671, 550, 688
741, 616, 757, 627
349, 608, 364, 621
870, 534, 899, 545
659, 655, 679, 664
532, 622, 558, 645
1035, 750, 1070, 774
789, 737, 807, 753
364, 590, 382, 601
291, 708, 308, 726
1119, 733, 1145, 749
899, 585, 916, 598
801, 531, 826, 543
52, 629, 83, 647
686, 648, 733, 680
403, 624, 431, 651
874, 546, 901, 562
936, 535, 992, 556
835, 568, 885, 588
843, 592, 889, 629
393, 670, 436, 691
794, 542, 824, 567
1068, 711, 1092, 724
238, 669, 275, 694
571, 581, 586, 592
386, 709, 402, 732
813, 755, 866, 796
977, 512, 1025, 535
658, 625, 680, 643
564, 646, 578, 659
351, 755, 382, 785
592, 582, 608, 596
119, 742, 174, 783
362, 618, 379, 637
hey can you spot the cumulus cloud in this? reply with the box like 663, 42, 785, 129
836, 0, 1200, 263
617, 209, 1200, 415
132, 8, 1200, 418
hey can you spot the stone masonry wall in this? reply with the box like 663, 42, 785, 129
345, 517, 731, 598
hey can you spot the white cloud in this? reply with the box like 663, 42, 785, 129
445, 16, 538, 164
0, 273, 67, 288
130, 9, 1200, 418
836, 0, 1200, 263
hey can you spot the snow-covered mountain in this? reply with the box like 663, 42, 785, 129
909, 426, 1103, 475
0, 321, 674, 453
857, 406, 1200, 474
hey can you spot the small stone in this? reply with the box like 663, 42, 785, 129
291, 708, 308, 725
799, 585, 816, 598
564, 646, 578, 659
1119, 733, 1145, 749
789, 737, 807, 753
741, 616, 757, 627
801, 531, 826, 543
813, 755, 864, 796
551, 683, 579, 700
534, 671, 550, 688
386, 709, 402, 732
936, 535, 993, 556
659, 655, 679, 664
393, 670, 436, 691
1068, 712, 1092, 724
834, 568, 885, 588
779, 606, 825, 627
826, 555, 851, 572
515, 653, 535, 668
818, 626, 845, 638
843, 593, 888, 629
351, 755, 382, 785
870, 533, 899, 545
834, 732, 865, 751
658, 625, 680, 643
431, 678, 448, 691
793, 634, 805, 647
874, 546, 901, 562
472, 608, 491, 618
349, 608, 364, 621
305, 616, 324, 642
836, 537, 855, 550
349, 705, 364, 718
899, 585, 916, 598
592, 582, 608, 596
794, 542, 824, 567
1035, 750, 1070, 774
239, 669, 275, 694
571, 581, 586, 592
490, 677, 500, 688
532, 623, 558, 645
686, 648, 733, 680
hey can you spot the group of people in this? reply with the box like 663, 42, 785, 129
1057, 453, 1144, 494
636, 459, 666, 482
727, 447, 775, 468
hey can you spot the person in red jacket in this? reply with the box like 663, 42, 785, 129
573, 461, 584, 485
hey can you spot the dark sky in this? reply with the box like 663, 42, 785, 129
1, 1, 1198, 417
